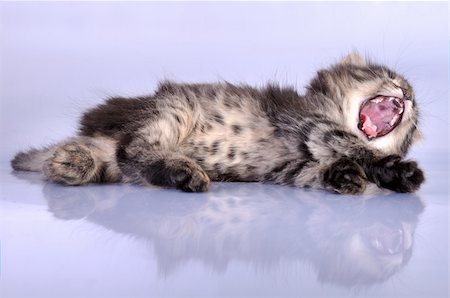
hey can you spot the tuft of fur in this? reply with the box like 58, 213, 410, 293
11, 53, 425, 194
11, 148, 53, 172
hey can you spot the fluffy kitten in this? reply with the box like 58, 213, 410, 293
11, 53, 425, 194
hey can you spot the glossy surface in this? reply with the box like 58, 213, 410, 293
0, 152, 448, 298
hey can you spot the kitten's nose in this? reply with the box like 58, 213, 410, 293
388, 82, 410, 100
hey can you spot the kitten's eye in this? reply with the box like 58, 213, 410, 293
400, 88, 413, 101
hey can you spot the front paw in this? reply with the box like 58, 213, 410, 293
371, 155, 425, 193
323, 158, 367, 195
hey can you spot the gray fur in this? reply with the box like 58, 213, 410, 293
11, 53, 425, 194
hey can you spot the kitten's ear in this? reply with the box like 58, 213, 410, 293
340, 52, 366, 66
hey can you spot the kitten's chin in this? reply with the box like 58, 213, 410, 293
358, 95, 405, 139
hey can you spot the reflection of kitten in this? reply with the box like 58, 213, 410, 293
41, 183, 425, 287
12, 53, 424, 194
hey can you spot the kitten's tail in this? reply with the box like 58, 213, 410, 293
11, 147, 53, 172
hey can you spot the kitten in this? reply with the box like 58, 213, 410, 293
11, 53, 425, 194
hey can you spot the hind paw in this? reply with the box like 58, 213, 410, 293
44, 143, 97, 185
143, 158, 210, 192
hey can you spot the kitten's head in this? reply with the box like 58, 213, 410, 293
307, 53, 421, 156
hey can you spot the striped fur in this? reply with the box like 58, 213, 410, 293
11, 53, 424, 194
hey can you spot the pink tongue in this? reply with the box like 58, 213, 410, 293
360, 96, 402, 138
360, 114, 378, 138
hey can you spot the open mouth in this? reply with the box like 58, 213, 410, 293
358, 95, 404, 139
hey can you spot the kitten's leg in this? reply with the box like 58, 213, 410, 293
115, 104, 210, 192
43, 136, 120, 185
264, 158, 368, 195
305, 127, 424, 193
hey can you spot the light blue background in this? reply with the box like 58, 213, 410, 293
0, 2, 448, 162
0, 2, 448, 298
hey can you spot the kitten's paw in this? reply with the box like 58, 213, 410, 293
323, 158, 367, 195
145, 159, 210, 192
371, 155, 425, 193
44, 143, 96, 185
